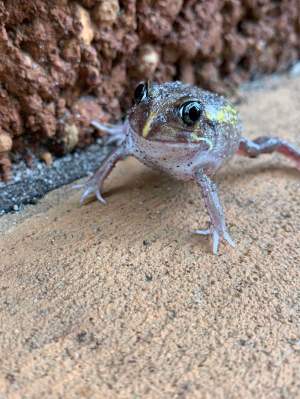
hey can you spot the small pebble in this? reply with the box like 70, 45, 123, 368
0, 132, 13, 153
93, 0, 119, 26
41, 152, 53, 166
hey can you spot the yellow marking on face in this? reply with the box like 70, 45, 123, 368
190, 133, 200, 142
206, 104, 238, 125
142, 111, 156, 138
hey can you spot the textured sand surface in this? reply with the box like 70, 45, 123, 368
0, 76, 300, 398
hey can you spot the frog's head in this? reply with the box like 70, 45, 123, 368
128, 81, 240, 151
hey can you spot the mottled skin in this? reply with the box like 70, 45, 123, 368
79, 81, 300, 254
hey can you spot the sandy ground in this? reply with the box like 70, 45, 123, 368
1, 76, 300, 399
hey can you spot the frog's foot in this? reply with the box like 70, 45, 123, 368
78, 173, 107, 206
195, 171, 236, 255
193, 225, 235, 255
76, 146, 126, 205
91, 120, 125, 146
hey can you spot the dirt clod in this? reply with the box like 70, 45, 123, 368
92, 0, 120, 27
0, 131, 12, 152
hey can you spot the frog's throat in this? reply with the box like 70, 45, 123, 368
142, 111, 156, 138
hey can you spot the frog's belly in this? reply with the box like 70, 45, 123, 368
129, 132, 208, 180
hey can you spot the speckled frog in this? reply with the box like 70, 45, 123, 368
79, 81, 300, 254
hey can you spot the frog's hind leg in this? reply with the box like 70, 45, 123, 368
78, 146, 127, 205
238, 136, 300, 169
91, 120, 125, 146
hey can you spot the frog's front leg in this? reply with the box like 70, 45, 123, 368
194, 171, 235, 254
79, 145, 128, 205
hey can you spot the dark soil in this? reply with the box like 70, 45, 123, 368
0, 141, 108, 213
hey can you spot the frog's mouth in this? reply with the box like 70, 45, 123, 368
151, 137, 213, 151
137, 113, 213, 150
133, 128, 213, 152
142, 125, 213, 151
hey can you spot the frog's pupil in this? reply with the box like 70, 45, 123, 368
134, 82, 147, 104
181, 101, 202, 125
189, 105, 200, 121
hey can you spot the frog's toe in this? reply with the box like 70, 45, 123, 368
194, 226, 235, 254
79, 185, 94, 205
193, 228, 211, 236
105, 132, 125, 146
91, 120, 125, 146
211, 230, 221, 255
72, 182, 85, 190
79, 179, 106, 206
223, 230, 235, 248
95, 188, 106, 204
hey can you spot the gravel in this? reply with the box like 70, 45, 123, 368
0, 141, 110, 214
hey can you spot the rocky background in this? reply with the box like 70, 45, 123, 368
0, 0, 299, 179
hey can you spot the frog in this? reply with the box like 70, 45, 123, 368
78, 81, 300, 254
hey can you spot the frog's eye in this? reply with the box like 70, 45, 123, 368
180, 101, 203, 126
134, 82, 148, 104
